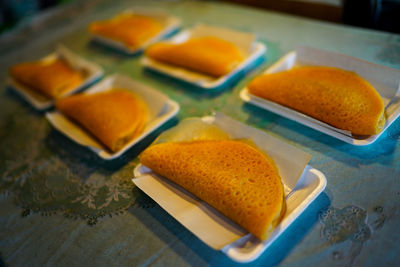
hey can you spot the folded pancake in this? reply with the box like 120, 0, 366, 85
56, 89, 148, 152
10, 58, 84, 99
145, 36, 244, 77
248, 66, 386, 135
139, 140, 285, 241
89, 14, 163, 48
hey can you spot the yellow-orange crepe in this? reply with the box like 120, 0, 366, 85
139, 140, 285, 240
146, 36, 244, 77
248, 66, 386, 135
89, 14, 163, 48
56, 89, 148, 152
10, 58, 84, 99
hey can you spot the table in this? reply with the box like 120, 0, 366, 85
1, 0, 399, 266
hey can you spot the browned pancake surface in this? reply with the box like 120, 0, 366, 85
146, 37, 244, 77
248, 66, 385, 135
56, 89, 147, 152
140, 140, 284, 240
89, 14, 163, 48
10, 58, 84, 99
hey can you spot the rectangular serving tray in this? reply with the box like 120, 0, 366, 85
132, 114, 326, 262
240, 46, 400, 146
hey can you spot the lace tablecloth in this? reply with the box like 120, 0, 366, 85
1, 0, 399, 265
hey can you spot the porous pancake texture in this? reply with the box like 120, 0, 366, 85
56, 89, 147, 152
248, 66, 385, 135
140, 140, 285, 240
10, 58, 84, 98
146, 36, 244, 77
89, 14, 163, 48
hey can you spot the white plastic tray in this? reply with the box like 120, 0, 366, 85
46, 74, 179, 160
134, 164, 325, 263
141, 25, 266, 89
240, 46, 400, 146
8, 45, 103, 110
90, 9, 181, 55
132, 113, 326, 262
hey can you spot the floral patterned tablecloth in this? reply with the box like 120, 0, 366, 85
0, 0, 400, 266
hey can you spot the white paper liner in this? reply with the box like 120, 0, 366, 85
7, 44, 104, 110
90, 9, 181, 54
141, 24, 266, 89
241, 46, 400, 146
133, 112, 313, 251
46, 74, 179, 160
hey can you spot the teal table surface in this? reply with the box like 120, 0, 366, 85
1, 0, 400, 266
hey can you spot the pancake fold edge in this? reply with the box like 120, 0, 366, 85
139, 139, 285, 241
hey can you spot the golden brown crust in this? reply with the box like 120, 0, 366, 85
139, 140, 285, 240
10, 58, 84, 99
146, 36, 244, 77
89, 14, 163, 48
248, 66, 386, 135
56, 89, 148, 152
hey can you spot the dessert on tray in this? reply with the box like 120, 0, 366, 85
55, 89, 148, 152
146, 36, 244, 77
10, 57, 85, 99
248, 66, 386, 135
89, 14, 163, 49
139, 119, 285, 241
